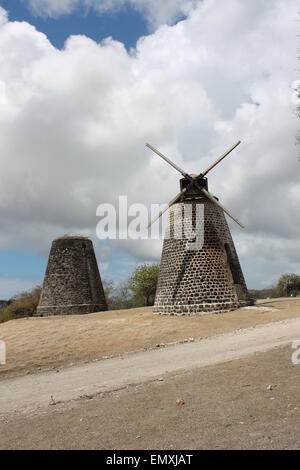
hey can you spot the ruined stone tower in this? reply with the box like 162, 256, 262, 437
146, 141, 251, 316
37, 236, 107, 316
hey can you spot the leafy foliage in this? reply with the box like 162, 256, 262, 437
103, 264, 160, 309
249, 274, 300, 300
102, 280, 134, 310
127, 264, 160, 307
0, 287, 41, 324
277, 274, 300, 297
248, 287, 279, 300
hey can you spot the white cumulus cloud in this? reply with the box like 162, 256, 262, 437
0, 0, 299, 289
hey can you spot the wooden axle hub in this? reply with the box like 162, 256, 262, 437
180, 175, 209, 197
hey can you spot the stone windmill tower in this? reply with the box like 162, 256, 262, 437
146, 142, 251, 315
37, 236, 107, 316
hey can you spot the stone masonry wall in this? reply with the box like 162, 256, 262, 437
153, 199, 251, 315
37, 237, 107, 316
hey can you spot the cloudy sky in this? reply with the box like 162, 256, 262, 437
0, 0, 299, 298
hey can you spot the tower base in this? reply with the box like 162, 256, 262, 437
36, 303, 106, 317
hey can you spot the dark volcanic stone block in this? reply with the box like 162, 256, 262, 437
37, 236, 107, 316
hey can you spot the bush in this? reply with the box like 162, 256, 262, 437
248, 287, 280, 300
248, 274, 300, 300
277, 274, 300, 297
127, 264, 160, 307
102, 280, 134, 310
0, 287, 41, 324
103, 264, 160, 310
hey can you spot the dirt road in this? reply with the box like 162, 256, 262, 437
1, 317, 300, 416
1, 298, 299, 380
3, 345, 299, 450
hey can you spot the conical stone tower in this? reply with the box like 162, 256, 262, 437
153, 197, 250, 315
146, 141, 252, 316
37, 236, 107, 316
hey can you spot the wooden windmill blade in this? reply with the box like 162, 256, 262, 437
146, 142, 244, 229
146, 143, 189, 178
147, 187, 188, 229
201, 141, 241, 177
200, 187, 245, 229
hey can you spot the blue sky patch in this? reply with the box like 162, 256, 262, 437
0, 0, 148, 49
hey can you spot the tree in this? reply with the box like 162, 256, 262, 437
128, 264, 160, 307
101, 280, 131, 310
277, 274, 300, 297
0, 286, 41, 324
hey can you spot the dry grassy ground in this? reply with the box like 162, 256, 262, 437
1, 345, 300, 450
0, 298, 299, 379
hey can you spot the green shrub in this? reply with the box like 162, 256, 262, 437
127, 264, 160, 307
102, 264, 160, 310
277, 274, 300, 297
0, 287, 41, 324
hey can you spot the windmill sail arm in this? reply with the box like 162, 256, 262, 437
147, 187, 187, 229
201, 141, 241, 177
146, 143, 189, 178
200, 187, 245, 229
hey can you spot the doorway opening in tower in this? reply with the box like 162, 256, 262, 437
224, 243, 243, 300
